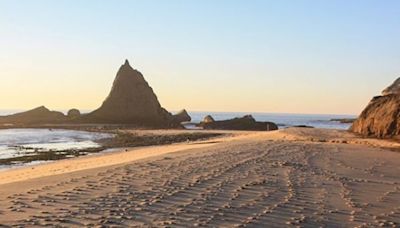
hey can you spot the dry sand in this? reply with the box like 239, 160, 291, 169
0, 128, 399, 227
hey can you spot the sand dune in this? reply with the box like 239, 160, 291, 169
0, 128, 399, 227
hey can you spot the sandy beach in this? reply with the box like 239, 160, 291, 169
0, 128, 399, 227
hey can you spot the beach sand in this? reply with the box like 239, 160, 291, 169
0, 128, 399, 227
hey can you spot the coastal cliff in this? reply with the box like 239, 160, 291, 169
351, 77, 400, 138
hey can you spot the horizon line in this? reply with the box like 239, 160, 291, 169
0, 108, 358, 117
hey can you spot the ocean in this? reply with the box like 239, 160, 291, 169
0, 128, 111, 169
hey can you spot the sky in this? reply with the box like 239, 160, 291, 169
0, 0, 399, 115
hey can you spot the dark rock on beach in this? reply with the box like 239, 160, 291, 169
173, 109, 191, 123
199, 115, 278, 131
202, 115, 215, 123
67, 109, 81, 119
293, 125, 314, 128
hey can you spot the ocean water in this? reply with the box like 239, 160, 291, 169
187, 111, 356, 130
0, 128, 111, 169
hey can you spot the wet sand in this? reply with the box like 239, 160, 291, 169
0, 128, 399, 227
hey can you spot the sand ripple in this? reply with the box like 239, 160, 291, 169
0, 132, 400, 227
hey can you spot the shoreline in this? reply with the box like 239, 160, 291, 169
0, 128, 227, 169
2, 127, 400, 185
0, 130, 249, 185
0, 128, 400, 185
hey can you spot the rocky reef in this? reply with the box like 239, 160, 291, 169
199, 115, 278, 131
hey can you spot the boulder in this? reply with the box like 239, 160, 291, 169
173, 109, 191, 123
67, 109, 81, 119
81, 60, 175, 127
0, 106, 66, 125
199, 115, 278, 131
203, 115, 215, 123
350, 94, 400, 138
382, 77, 400, 96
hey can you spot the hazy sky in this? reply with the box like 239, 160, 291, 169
0, 0, 399, 115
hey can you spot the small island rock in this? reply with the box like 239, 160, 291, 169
199, 115, 278, 131
67, 109, 81, 119
173, 109, 191, 123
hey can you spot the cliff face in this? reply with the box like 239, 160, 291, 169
350, 94, 400, 138
351, 78, 400, 138
83, 60, 174, 127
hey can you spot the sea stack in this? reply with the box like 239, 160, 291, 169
173, 109, 191, 123
351, 77, 400, 138
67, 109, 81, 119
83, 60, 174, 127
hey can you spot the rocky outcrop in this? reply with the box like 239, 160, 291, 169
330, 118, 356, 124
67, 109, 81, 119
202, 115, 215, 123
350, 94, 400, 138
199, 115, 278, 131
382, 77, 400, 96
173, 109, 191, 123
351, 77, 400, 138
81, 60, 175, 127
0, 106, 66, 125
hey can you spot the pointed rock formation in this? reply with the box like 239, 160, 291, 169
0, 106, 66, 125
351, 77, 400, 138
203, 115, 215, 123
82, 60, 174, 127
0, 60, 186, 128
173, 109, 191, 123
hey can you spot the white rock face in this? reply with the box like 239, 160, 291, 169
382, 77, 400, 96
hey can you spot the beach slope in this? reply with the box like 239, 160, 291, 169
0, 128, 399, 227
